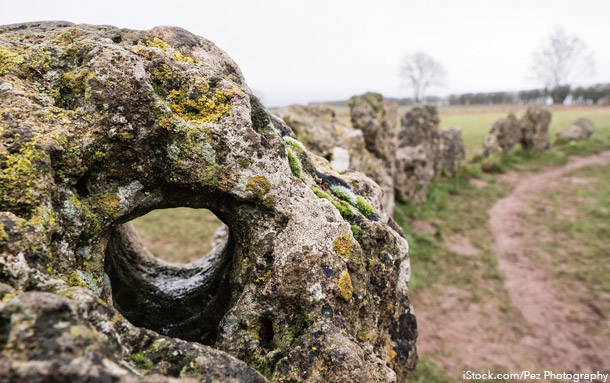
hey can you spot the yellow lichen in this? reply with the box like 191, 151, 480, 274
69, 271, 87, 288
0, 47, 23, 75
0, 226, 7, 241
173, 51, 194, 63
0, 141, 46, 213
338, 270, 353, 300
152, 64, 172, 82
333, 232, 353, 259
246, 176, 271, 198
168, 88, 234, 123
255, 270, 272, 284
356, 331, 371, 343
97, 194, 121, 218
145, 37, 168, 51
1, 293, 15, 303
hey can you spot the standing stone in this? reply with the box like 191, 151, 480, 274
437, 128, 465, 177
483, 113, 521, 155
348, 93, 398, 213
394, 106, 465, 204
483, 108, 552, 155
348, 92, 399, 167
0, 22, 417, 383
520, 107, 552, 152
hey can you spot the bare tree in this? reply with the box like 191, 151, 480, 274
399, 51, 446, 103
532, 26, 595, 103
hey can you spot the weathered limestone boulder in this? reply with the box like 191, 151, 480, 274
348, 93, 398, 167
398, 105, 440, 148
556, 117, 594, 141
0, 22, 416, 382
394, 106, 464, 204
393, 146, 433, 204
483, 108, 551, 155
520, 107, 551, 152
348, 93, 398, 213
436, 128, 465, 177
483, 113, 521, 155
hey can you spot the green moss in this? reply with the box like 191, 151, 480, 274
330, 185, 357, 205
283, 136, 305, 150
350, 225, 362, 241
311, 187, 354, 219
144, 37, 168, 51
173, 51, 194, 63
355, 196, 373, 217
338, 270, 353, 300
480, 154, 505, 173
131, 351, 153, 370
246, 176, 271, 198
286, 147, 302, 179
52, 69, 93, 108
271, 313, 314, 351
330, 185, 374, 218
61, 70, 91, 93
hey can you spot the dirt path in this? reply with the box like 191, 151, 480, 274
489, 150, 610, 372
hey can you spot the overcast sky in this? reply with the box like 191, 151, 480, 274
2, 0, 609, 107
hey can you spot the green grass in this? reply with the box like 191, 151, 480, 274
478, 148, 567, 174
407, 359, 456, 383
393, 165, 509, 295
130, 207, 222, 264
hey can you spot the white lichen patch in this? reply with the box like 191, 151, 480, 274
307, 282, 326, 302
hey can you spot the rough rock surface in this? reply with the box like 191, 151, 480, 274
436, 128, 466, 177
0, 22, 416, 382
276, 104, 369, 173
483, 113, 521, 155
556, 117, 594, 141
395, 106, 464, 204
483, 107, 552, 155
277, 103, 397, 216
348, 93, 399, 213
520, 107, 552, 152
348, 93, 398, 167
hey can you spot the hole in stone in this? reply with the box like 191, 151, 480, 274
258, 317, 274, 349
130, 208, 224, 264
74, 173, 90, 197
104, 207, 233, 345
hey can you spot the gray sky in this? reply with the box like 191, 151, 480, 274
1, 0, 609, 107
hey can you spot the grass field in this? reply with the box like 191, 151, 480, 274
131, 207, 222, 264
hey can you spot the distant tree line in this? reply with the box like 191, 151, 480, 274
446, 84, 610, 106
